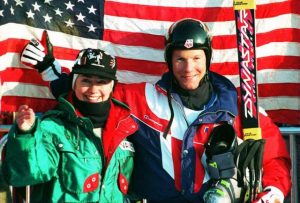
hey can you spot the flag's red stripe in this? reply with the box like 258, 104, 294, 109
1, 67, 68, 84
117, 57, 168, 75
208, 28, 300, 49
1, 96, 57, 113
257, 0, 300, 17
118, 54, 299, 76
258, 83, 300, 97
54, 47, 79, 61
105, 1, 296, 22
1, 68, 47, 85
0, 38, 28, 55
103, 29, 165, 49
104, 27, 299, 50
4, 66, 299, 97
0, 38, 78, 61
212, 55, 300, 75
257, 56, 300, 70
3, 29, 299, 57
105, 2, 234, 22
236, 84, 299, 97
2, 55, 297, 78
257, 28, 300, 46
267, 110, 300, 125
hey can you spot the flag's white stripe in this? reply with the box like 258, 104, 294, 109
1, 82, 55, 99
258, 69, 300, 85
116, 69, 300, 86
224, 69, 300, 87
104, 15, 171, 36
105, 0, 288, 7
1, 23, 300, 63
1, 38, 299, 69
0, 53, 31, 71
0, 24, 163, 62
1, 52, 299, 85
2, 82, 298, 111
106, 0, 234, 7
255, 13, 300, 33
212, 42, 300, 64
260, 97, 300, 111
0, 53, 74, 71
116, 70, 161, 83
257, 42, 300, 58
104, 13, 300, 36
107, 41, 300, 63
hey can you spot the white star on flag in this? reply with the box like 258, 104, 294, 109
76, 12, 85, 22
43, 13, 52, 23
65, 1, 75, 11
87, 24, 96, 32
32, 2, 41, 11
26, 9, 35, 19
65, 19, 74, 27
54, 8, 63, 16
87, 5, 96, 14
15, 0, 24, 7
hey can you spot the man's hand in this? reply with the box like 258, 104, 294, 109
21, 30, 61, 81
252, 186, 284, 203
16, 105, 36, 132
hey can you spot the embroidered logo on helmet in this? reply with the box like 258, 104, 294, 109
184, 39, 194, 48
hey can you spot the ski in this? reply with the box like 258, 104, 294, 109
234, 0, 261, 140
234, 1, 265, 202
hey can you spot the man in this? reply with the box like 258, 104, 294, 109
20, 19, 291, 203
3, 48, 137, 202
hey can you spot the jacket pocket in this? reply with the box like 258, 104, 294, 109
116, 140, 134, 195
58, 144, 102, 195
100, 140, 134, 202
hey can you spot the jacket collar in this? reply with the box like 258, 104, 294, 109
157, 71, 238, 116
102, 97, 138, 167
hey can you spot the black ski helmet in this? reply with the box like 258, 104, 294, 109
164, 18, 212, 71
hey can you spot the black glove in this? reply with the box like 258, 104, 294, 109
21, 30, 61, 81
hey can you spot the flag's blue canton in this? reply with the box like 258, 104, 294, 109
0, 0, 104, 39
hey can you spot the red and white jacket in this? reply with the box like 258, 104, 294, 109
113, 72, 291, 203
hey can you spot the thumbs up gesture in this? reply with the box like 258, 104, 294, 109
21, 30, 61, 81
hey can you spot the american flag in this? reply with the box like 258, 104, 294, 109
0, 0, 299, 125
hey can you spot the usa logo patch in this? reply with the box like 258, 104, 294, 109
119, 140, 135, 152
184, 39, 194, 48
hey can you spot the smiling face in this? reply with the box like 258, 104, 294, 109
171, 49, 207, 90
74, 74, 114, 103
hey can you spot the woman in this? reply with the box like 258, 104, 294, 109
2, 48, 138, 202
